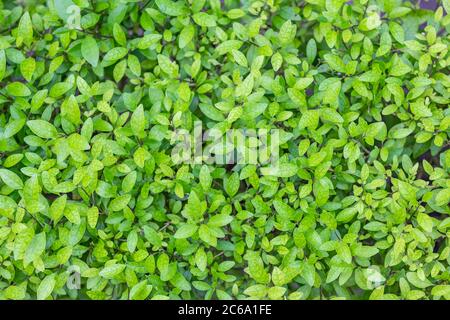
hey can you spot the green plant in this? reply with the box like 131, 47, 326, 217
0, 0, 449, 300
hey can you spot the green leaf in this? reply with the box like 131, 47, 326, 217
130, 104, 145, 137
155, 0, 187, 16
199, 165, 212, 191
103, 47, 128, 62
24, 232, 46, 266
109, 194, 131, 211
174, 224, 198, 239
195, 247, 207, 271
299, 110, 320, 130
192, 12, 216, 27
17, 12, 33, 47
301, 263, 315, 287
81, 36, 99, 67
49, 82, 72, 98
6, 82, 31, 97
3, 118, 26, 139
324, 54, 345, 73
232, 50, 248, 68
224, 172, 239, 197
0, 169, 23, 190
260, 164, 297, 178
50, 195, 66, 222
278, 20, 296, 46
61, 95, 81, 125
435, 188, 450, 207
157, 54, 178, 78
179, 25, 195, 49
87, 206, 99, 229
417, 213, 433, 233
198, 224, 217, 247
20, 57, 35, 82
37, 275, 56, 300
113, 23, 127, 47
431, 285, 450, 297
26, 120, 58, 139
99, 264, 126, 279
130, 280, 152, 300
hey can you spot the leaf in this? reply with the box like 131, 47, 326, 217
37, 275, 56, 300
198, 224, 217, 247
324, 54, 345, 73
174, 224, 198, 239
143, 226, 162, 247
130, 280, 152, 300
99, 264, 126, 279
271, 52, 283, 71
216, 40, 243, 55
320, 108, 343, 124
109, 194, 131, 211
278, 20, 296, 46
435, 188, 450, 207
130, 104, 145, 137
24, 232, 46, 266
6, 82, 31, 97
192, 12, 216, 27
260, 163, 297, 178
246, 252, 269, 284
443, 0, 450, 14
235, 74, 254, 97
301, 263, 315, 287
50, 195, 67, 223
81, 36, 99, 67
3, 118, 26, 139
87, 206, 99, 228
157, 54, 178, 78
17, 12, 33, 47
61, 95, 81, 125
299, 110, 320, 130
199, 165, 212, 191
389, 55, 411, 76
295, 77, 314, 90
26, 120, 58, 139
103, 47, 128, 62
232, 49, 248, 68
195, 247, 207, 271
431, 285, 450, 297
208, 214, 233, 227
49, 82, 72, 98
113, 23, 127, 47
224, 172, 239, 197
417, 213, 433, 233
127, 54, 141, 77
113, 59, 127, 82
20, 57, 35, 82
179, 25, 195, 49
396, 179, 418, 202
155, 0, 187, 16
0, 169, 23, 190
306, 39, 317, 63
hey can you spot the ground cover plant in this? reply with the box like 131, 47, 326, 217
0, 0, 449, 300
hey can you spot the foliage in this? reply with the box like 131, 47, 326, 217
0, 0, 449, 300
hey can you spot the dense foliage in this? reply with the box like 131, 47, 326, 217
0, 0, 449, 300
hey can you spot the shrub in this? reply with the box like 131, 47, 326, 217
0, 0, 449, 300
